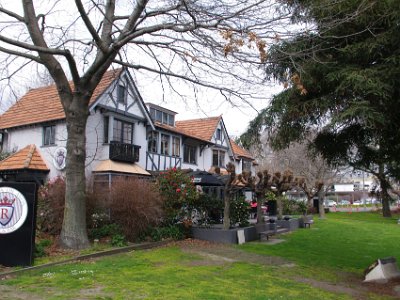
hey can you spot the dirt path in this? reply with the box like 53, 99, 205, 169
172, 239, 400, 300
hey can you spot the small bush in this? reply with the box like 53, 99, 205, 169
109, 177, 164, 241
34, 239, 52, 258
149, 224, 185, 241
88, 223, 122, 240
157, 168, 198, 224
111, 234, 127, 247
37, 177, 66, 235
230, 196, 250, 227
191, 193, 223, 225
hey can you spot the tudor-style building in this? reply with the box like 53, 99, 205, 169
0, 67, 255, 185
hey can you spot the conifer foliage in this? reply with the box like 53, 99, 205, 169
243, 0, 400, 217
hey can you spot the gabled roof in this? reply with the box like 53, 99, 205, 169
0, 68, 122, 130
175, 116, 221, 141
155, 121, 211, 144
230, 139, 254, 160
0, 144, 49, 172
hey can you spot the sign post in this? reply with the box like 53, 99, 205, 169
0, 182, 37, 267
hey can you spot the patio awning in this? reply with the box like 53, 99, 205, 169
93, 160, 151, 176
189, 170, 224, 186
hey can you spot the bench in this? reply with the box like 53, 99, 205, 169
303, 219, 314, 228
259, 230, 275, 241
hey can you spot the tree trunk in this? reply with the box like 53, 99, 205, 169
318, 190, 326, 219
380, 178, 392, 218
306, 196, 313, 214
256, 193, 264, 224
59, 95, 90, 249
223, 193, 231, 230
277, 196, 283, 219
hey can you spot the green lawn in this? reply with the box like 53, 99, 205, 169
1, 247, 351, 300
240, 212, 400, 274
1, 212, 399, 299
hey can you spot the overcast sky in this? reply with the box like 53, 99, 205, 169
0, 0, 286, 138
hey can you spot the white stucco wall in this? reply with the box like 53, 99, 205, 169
4, 121, 68, 180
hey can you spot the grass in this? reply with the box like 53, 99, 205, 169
239, 212, 400, 274
1, 211, 399, 299
1, 247, 352, 300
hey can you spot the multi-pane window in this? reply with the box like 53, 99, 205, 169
172, 136, 180, 156
168, 114, 174, 126
212, 150, 225, 167
112, 119, 133, 144
104, 116, 109, 143
117, 84, 126, 104
147, 131, 158, 153
156, 110, 162, 122
161, 134, 170, 155
216, 128, 222, 141
43, 125, 56, 146
184, 144, 196, 164
149, 107, 175, 126
242, 160, 252, 172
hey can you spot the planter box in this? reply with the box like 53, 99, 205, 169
276, 218, 299, 231
191, 225, 258, 244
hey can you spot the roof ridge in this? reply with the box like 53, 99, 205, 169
23, 144, 36, 168
176, 115, 221, 123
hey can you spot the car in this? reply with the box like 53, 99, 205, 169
325, 200, 337, 207
353, 200, 362, 205
339, 200, 350, 205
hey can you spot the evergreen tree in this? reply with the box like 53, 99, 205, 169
242, 0, 400, 217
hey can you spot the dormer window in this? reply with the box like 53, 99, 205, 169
117, 84, 126, 104
149, 107, 175, 126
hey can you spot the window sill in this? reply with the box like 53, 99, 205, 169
41, 144, 57, 148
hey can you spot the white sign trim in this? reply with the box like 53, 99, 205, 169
0, 187, 28, 234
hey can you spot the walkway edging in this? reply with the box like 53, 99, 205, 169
0, 239, 171, 279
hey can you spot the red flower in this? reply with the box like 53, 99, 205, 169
176, 188, 181, 193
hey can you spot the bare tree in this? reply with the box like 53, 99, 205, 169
254, 132, 339, 218
0, 0, 293, 249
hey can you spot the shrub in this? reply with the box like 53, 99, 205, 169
191, 193, 223, 225
37, 177, 66, 235
230, 196, 250, 227
109, 177, 164, 241
88, 223, 122, 240
34, 239, 52, 258
111, 233, 127, 247
282, 197, 308, 215
149, 224, 186, 241
157, 168, 198, 224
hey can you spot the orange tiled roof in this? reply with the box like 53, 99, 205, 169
0, 68, 122, 130
155, 121, 211, 143
230, 139, 254, 160
0, 144, 49, 172
175, 116, 221, 141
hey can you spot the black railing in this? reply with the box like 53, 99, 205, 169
109, 141, 140, 163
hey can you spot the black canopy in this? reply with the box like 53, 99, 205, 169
189, 170, 224, 186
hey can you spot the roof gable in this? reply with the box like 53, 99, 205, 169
0, 144, 49, 172
175, 116, 221, 142
0, 68, 122, 130
90, 69, 155, 130
230, 139, 254, 160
